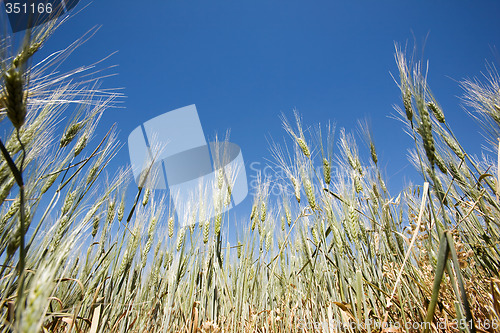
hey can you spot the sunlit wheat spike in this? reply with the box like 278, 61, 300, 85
154, 239, 161, 259
440, 132, 465, 160
371, 184, 380, 207
1, 199, 20, 226
382, 213, 398, 254
395, 45, 414, 123
301, 167, 316, 210
434, 153, 448, 174
251, 211, 257, 231
116, 224, 141, 279
403, 88, 413, 122
147, 214, 159, 239
217, 169, 224, 189
163, 250, 173, 269
13, 41, 42, 69
248, 266, 255, 282
419, 103, 436, 167
20, 260, 59, 333
41, 167, 63, 194
291, 175, 301, 203
265, 230, 272, 252
331, 223, 343, 249
447, 160, 467, 185
189, 213, 196, 234
354, 176, 363, 194
142, 188, 151, 206
250, 203, 257, 221
346, 203, 360, 242
428, 101, 445, 123
237, 241, 242, 258
323, 158, 331, 184
370, 142, 378, 165
311, 226, 319, 245
60, 121, 82, 147
73, 134, 88, 157
0, 177, 15, 203
91, 215, 100, 238
324, 199, 335, 223
106, 198, 116, 225
215, 213, 222, 236
6, 224, 21, 257
284, 198, 292, 226
347, 151, 356, 171
61, 189, 76, 215
281, 109, 311, 158
358, 118, 378, 165
224, 186, 232, 208
260, 199, 267, 223
168, 216, 174, 238
296, 137, 311, 158
129, 268, 139, 293
142, 236, 154, 268
117, 195, 125, 222
51, 214, 70, 252
203, 219, 210, 244
176, 227, 186, 251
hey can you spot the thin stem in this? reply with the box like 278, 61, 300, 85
15, 128, 26, 329
0, 131, 27, 327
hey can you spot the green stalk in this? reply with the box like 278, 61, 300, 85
424, 231, 450, 333
446, 232, 476, 333
0, 135, 26, 328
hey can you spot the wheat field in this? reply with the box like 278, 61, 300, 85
1, 16, 500, 333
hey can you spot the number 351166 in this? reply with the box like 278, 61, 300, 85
5, 2, 53, 14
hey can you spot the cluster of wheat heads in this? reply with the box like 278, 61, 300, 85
1, 18, 500, 333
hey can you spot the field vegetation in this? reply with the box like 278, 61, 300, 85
1, 18, 500, 333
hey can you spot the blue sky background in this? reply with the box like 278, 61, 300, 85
3, 0, 500, 236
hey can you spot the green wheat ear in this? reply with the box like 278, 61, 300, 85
322, 158, 331, 184
419, 100, 436, 167
296, 137, 310, 158
4, 68, 27, 130
403, 88, 413, 122
168, 216, 174, 238
428, 101, 445, 123
60, 121, 82, 147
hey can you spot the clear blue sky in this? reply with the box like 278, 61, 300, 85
4, 0, 500, 233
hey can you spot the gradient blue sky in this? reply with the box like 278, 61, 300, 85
4, 1, 500, 231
